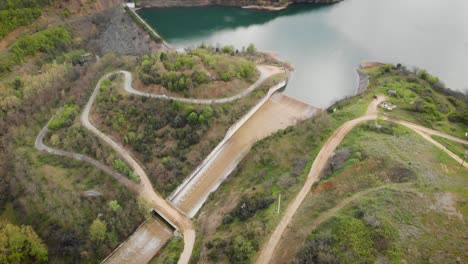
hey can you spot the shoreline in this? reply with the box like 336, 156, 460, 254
138, 0, 342, 10
241, 3, 290, 11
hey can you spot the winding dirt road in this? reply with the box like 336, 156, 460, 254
255, 96, 467, 264
35, 111, 140, 193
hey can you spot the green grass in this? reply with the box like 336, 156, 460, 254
150, 236, 184, 264
431, 135, 468, 160
287, 121, 467, 263
367, 65, 467, 138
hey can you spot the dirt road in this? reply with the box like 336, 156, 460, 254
255, 96, 467, 264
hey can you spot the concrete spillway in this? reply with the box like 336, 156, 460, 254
171, 92, 318, 217
102, 81, 318, 264
102, 219, 173, 264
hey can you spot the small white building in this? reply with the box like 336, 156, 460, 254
126, 2, 135, 8
379, 102, 397, 111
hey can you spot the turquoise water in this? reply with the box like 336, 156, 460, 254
139, 0, 468, 107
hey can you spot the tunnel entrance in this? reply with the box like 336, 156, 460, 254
151, 209, 177, 231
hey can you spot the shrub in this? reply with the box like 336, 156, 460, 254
89, 219, 107, 242
0, 2, 47, 40
246, 43, 256, 54
10, 26, 72, 63
0, 221, 48, 263
108, 200, 121, 211
112, 159, 139, 182
49, 104, 79, 130
227, 236, 256, 263
222, 45, 234, 54
294, 237, 336, 264
228, 194, 274, 221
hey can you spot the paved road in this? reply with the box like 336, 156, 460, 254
35, 111, 140, 193
122, 65, 283, 104
255, 96, 467, 264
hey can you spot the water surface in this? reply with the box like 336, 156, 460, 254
139, 0, 468, 107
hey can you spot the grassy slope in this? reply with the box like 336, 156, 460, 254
365, 66, 467, 138
290, 122, 466, 263
185, 64, 467, 263
431, 135, 467, 160
136, 48, 260, 99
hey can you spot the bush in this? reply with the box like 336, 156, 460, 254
228, 194, 274, 221
89, 219, 107, 242
246, 43, 256, 54
448, 110, 468, 125
112, 159, 139, 182
294, 237, 336, 264
0, 221, 48, 263
10, 26, 72, 63
0, 0, 53, 40
227, 236, 256, 263
48, 104, 79, 130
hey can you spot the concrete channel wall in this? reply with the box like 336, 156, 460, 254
167, 77, 288, 203
124, 3, 171, 49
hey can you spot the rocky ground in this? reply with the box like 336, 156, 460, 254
88, 6, 159, 56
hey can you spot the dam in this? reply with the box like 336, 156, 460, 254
170, 92, 317, 217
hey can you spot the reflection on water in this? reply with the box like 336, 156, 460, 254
139, 0, 468, 107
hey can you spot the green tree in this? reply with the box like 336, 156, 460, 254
222, 45, 234, 54
50, 134, 60, 146
198, 114, 206, 124
187, 112, 199, 125
228, 236, 255, 263
246, 43, 256, 54
201, 107, 213, 119
89, 219, 107, 242
0, 222, 48, 263
108, 200, 121, 212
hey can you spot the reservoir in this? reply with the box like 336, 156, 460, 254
139, 0, 468, 107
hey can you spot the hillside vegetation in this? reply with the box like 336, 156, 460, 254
0, 34, 147, 262
137, 45, 259, 98
292, 121, 466, 263
93, 69, 285, 195
0, 0, 52, 40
